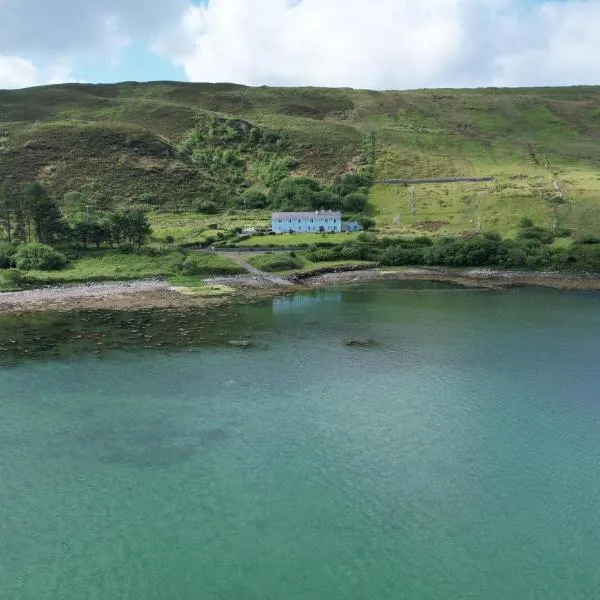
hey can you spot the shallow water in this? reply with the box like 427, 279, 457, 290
2, 282, 600, 599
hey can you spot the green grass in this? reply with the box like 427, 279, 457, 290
149, 211, 271, 245
0, 249, 244, 290
2, 81, 600, 236
248, 252, 304, 272
236, 232, 362, 247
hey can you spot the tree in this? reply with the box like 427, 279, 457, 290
237, 188, 268, 209
121, 209, 152, 246
332, 173, 372, 197
89, 221, 108, 248
342, 192, 368, 213
62, 191, 86, 219
357, 216, 376, 231
269, 177, 323, 210
0, 178, 14, 242
71, 219, 92, 248
22, 181, 65, 244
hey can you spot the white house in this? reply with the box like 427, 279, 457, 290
271, 211, 342, 233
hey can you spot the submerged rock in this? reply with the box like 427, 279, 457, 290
228, 340, 251, 348
345, 339, 377, 348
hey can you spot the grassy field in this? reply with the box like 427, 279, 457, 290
0, 249, 244, 291
149, 211, 271, 245
236, 231, 362, 247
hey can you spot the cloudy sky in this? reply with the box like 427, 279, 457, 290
1, 0, 599, 90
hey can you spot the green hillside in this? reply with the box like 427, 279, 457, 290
1, 82, 600, 236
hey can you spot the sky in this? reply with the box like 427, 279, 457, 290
1, 0, 599, 90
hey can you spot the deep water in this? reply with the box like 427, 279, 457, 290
1, 282, 600, 600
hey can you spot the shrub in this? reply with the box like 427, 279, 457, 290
339, 242, 364, 260
0, 243, 15, 269
517, 226, 554, 244
575, 235, 600, 245
181, 253, 244, 276
164, 235, 175, 244
237, 189, 268, 209
14, 243, 68, 271
118, 243, 135, 254
138, 192, 159, 205
135, 246, 162, 257
519, 217, 535, 229
356, 232, 378, 244
250, 253, 304, 272
196, 200, 220, 214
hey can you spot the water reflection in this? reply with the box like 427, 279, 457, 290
272, 292, 343, 314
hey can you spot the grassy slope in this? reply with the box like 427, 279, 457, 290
1, 82, 600, 236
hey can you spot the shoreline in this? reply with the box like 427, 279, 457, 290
1, 268, 599, 314
301, 267, 600, 291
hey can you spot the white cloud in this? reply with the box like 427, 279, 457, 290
0, 0, 188, 87
0, 55, 78, 89
0, 0, 188, 58
0, 56, 39, 89
155, 0, 600, 88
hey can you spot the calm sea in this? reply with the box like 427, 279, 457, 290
1, 282, 600, 600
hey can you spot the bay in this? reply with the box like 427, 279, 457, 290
1, 282, 600, 600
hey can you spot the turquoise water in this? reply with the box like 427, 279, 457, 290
2, 282, 600, 599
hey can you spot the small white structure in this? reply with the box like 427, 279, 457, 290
272, 211, 341, 233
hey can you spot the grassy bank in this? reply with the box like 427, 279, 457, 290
0, 249, 244, 291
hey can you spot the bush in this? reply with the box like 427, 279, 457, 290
517, 226, 555, 245
237, 189, 268, 209
164, 235, 175, 244
181, 253, 244, 276
249, 253, 304, 272
14, 243, 68, 271
196, 200, 220, 214
519, 217, 535, 229
356, 232, 378, 244
0, 243, 16, 269
575, 235, 600, 245
118, 243, 136, 254
339, 242, 364, 260
138, 192, 159, 205
135, 246, 162, 257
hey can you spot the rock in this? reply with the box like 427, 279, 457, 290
345, 339, 376, 348
229, 340, 251, 348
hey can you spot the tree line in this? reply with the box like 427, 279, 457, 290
305, 220, 600, 272
0, 179, 152, 248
